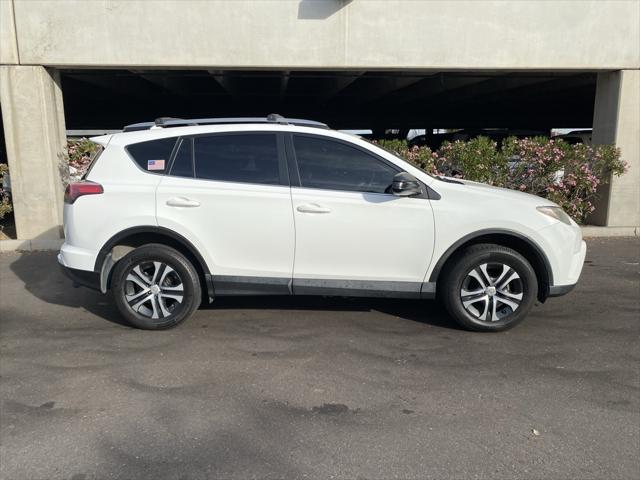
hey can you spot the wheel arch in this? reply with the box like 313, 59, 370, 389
429, 229, 553, 302
94, 226, 212, 297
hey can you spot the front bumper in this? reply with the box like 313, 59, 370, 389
546, 239, 587, 297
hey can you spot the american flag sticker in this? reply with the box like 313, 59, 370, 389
147, 159, 165, 171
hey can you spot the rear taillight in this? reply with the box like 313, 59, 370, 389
64, 181, 104, 204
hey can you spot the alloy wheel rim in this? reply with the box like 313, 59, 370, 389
124, 261, 184, 319
460, 262, 524, 322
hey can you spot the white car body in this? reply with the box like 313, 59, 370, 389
58, 118, 586, 329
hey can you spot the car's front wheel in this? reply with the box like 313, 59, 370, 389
111, 244, 201, 330
440, 244, 538, 332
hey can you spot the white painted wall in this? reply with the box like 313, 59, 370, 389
2, 0, 639, 69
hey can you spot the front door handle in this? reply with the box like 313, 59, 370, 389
296, 203, 331, 214
166, 197, 200, 208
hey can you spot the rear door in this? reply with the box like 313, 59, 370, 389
156, 131, 295, 294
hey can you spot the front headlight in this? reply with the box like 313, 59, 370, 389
537, 206, 573, 226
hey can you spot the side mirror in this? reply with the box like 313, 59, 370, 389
391, 172, 422, 197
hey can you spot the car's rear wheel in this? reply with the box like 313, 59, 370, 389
111, 244, 201, 330
440, 244, 538, 332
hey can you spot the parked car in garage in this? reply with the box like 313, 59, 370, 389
553, 129, 592, 145
408, 128, 548, 150
59, 115, 586, 332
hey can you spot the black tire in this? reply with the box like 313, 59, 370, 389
440, 243, 538, 332
111, 243, 201, 330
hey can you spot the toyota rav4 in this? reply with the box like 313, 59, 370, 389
58, 115, 586, 331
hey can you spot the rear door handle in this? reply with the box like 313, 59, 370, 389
166, 197, 200, 208
296, 203, 331, 214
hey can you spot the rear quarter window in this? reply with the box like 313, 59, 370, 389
78, 142, 104, 180
126, 137, 177, 174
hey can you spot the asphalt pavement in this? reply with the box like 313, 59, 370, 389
0, 238, 638, 480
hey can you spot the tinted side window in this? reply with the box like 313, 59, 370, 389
126, 137, 177, 174
293, 135, 397, 193
170, 138, 194, 177
194, 134, 280, 185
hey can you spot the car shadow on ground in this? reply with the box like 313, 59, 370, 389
200, 295, 458, 330
8, 247, 459, 331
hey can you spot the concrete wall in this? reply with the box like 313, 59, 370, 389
2, 0, 639, 69
0, 0, 19, 65
591, 70, 640, 227
0, 66, 67, 240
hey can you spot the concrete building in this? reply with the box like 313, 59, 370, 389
1, 0, 639, 241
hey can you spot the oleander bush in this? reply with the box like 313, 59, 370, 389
0, 163, 11, 221
1, 137, 625, 227
67, 137, 101, 182
0, 138, 99, 227
378, 136, 626, 224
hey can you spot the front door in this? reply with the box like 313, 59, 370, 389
289, 134, 435, 297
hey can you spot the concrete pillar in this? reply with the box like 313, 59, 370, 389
591, 70, 640, 227
0, 66, 67, 240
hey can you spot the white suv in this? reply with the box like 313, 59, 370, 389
58, 115, 586, 332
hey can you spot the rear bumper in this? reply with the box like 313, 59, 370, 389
58, 242, 97, 272
58, 254, 101, 291
548, 283, 576, 297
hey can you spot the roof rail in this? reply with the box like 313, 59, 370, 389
122, 114, 328, 132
